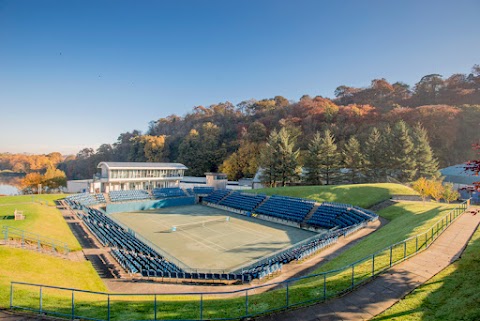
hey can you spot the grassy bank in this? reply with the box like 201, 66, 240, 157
374, 226, 480, 321
249, 183, 417, 208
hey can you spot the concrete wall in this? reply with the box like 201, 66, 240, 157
105, 197, 195, 214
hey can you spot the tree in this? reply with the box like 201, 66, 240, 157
429, 178, 444, 202
391, 120, 417, 182
259, 128, 300, 187
21, 173, 43, 192
442, 182, 460, 203
412, 123, 439, 179
342, 136, 365, 184
43, 166, 67, 190
464, 143, 480, 190
412, 177, 431, 204
259, 129, 280, 187
364, 127, 385, 182
305, 129, 341, 185
220, 142, 263, 180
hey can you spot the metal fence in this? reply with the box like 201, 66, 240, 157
9, 200, 469, 321
2, 226, 70, 255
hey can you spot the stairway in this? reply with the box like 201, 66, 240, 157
301, 203, 320, 226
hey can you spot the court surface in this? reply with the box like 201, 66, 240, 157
110, 205, 318, 272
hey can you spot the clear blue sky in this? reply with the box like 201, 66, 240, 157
0, 0, 479, 154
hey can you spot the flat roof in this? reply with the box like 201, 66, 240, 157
98, 162, 188, 170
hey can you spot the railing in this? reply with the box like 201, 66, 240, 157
2, 226, 70, 255
9, 200, 469, 321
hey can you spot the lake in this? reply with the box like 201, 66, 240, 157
0, 184, 21, 196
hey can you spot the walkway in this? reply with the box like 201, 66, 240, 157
254, 210, 480, 321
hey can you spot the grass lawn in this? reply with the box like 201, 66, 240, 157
0, 247, 107, 308
373, 227, 480, 321
249, 183, 417, 208
0, 194, 80, 251
312, 201, 456, 273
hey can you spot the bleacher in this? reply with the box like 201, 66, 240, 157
65, 193, 99, 206
202, 189, 231, 204
109, 190, 151, 202
80, 207, 183, 275
307, 202, 374, 229
94, 193, 106, 203
193, 186, 214, 195
152, 187, 187, 199
219, 192, 266, 212
254, 195, 315, 223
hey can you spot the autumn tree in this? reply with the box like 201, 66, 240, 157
412, 177, 431, 204
442, 182, 460, 203
220, 142, 263, 180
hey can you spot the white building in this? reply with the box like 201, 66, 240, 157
96, 162, 188, 193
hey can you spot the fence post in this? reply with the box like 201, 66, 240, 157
107, 294, 110, 321
286, 281, 289, 308
415, 236, 418, 252
200, 294, 203, 321
351, 265, 355, 288
71, 290, 75, 320
245, 290, 248, 317
372, 254, 375, 277
323, 273, 327, 301
10, 283, 13, 308
389, 245, 393, 267
154, 294, 157, 321
403, 241, 407, 259
39, 286, 43, 314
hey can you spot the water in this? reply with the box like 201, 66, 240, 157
0, 184, 21, 196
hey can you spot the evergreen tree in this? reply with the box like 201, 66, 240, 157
260, 130, 280, 187
364, 127, 384, 182
391, 120, 417, 182
259, 128, 300, 187
412, 123, 439, 178
305, 129, 341, 185
342, 135, 365, 183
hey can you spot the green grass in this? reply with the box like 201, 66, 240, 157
373, 227, 480, 321
0, 194, 80, 250
249, 183, 417, 208
0, 247, 107, 308
313, 202, 456, 273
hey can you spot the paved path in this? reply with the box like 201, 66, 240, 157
254, 210, 480, 321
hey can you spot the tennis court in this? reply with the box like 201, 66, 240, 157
109, 205, 318, 272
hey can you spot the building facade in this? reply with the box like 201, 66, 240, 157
96, 162, 188, 193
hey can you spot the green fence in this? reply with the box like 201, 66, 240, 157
10, 200, 469, 321
2, 226, 70, 255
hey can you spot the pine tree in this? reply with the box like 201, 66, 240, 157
259, 128, 300, 187
342, 135, 365, 183
391, 120, 417, 182
364, 127, 384, 182
305, 129, 341, 185
412, 123, 439, 179
277, 128, 300, 186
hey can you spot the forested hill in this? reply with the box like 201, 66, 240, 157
59, 64, 480, 180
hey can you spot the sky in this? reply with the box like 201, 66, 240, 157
0, 0, 479, 155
